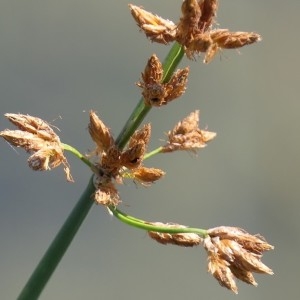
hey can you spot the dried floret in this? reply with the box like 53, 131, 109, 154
132, 166, 165, 185
148, 222, 202, 247
89, 110, 114, 153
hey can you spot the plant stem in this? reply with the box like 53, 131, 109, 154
17, 177, 95, 300
110, 207, 208, 237
143, 147, 163, 160
62, 143, 94, 169
16, 42, 185, 299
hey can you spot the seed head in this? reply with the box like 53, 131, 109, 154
137, 54, 189, 106
129, 0, 261, 63
162, 110, 216, 153
204, 226, 274, 293
0, 113, 73, 181
88, 114, 165, 207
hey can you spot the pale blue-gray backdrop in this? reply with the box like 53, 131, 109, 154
1, 1, 298, 299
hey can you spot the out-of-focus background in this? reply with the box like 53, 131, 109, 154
0, 0, 299, 299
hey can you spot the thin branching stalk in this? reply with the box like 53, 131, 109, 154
62, 143, 94, 169
110, 206, 207, 236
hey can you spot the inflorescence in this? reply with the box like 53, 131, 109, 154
0, 0, 273, 294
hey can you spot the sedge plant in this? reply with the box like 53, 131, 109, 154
0, 1, 274, 298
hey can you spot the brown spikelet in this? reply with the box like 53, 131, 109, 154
88, 110, 114, 153
210, 29, 262, 49
164, 67, 190, 103
100, 145, 121, 175
136, 54, 166, 106
120, 141, 145, 170
199, 0, 218, 31
177, 0, 202, 45
132, 166, 165, 185
148, 222, 202, 247
129, 4, 176, 44
128, 123, 151, 149
207, 248, 238, 294
4, 113, 59, 142
141, 54, 163, 84
0, 130, 46, 152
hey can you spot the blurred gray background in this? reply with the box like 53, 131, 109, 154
0, 0, 299, 299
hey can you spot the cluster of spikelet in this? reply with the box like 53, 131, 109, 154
130, 0, 261, 62
0, 0, 273, 295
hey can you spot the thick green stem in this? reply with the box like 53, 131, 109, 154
17, 177, 95, 300
17, 42, 185, 299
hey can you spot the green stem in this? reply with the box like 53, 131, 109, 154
17, 42, 185, 299
62, 143, 94, 169
17, 177, 95, 300
110, 206, 207, 236
143, 147, 163, 160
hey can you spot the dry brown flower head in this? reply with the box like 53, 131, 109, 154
204, 226, 274, 293
0, 113, 73, 181
162, 110, 216, 153
129, 0, 261, 63
136, 54, 189, 106
88, 112, 165, 207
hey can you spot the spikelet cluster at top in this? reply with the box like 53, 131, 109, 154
130, 0, 261, 62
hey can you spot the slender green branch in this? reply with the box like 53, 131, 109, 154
109, 206, 208, 237
143, 147, 163, 160
62, 143, 94, 169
